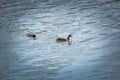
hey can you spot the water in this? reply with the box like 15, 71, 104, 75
0, 0, 120, 80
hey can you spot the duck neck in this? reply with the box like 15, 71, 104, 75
67, 36, 70, 41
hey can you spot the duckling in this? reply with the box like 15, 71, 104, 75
27, 32, 36, 39
56, 34, 72, 43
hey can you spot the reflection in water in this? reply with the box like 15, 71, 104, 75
0, 0, 120, 80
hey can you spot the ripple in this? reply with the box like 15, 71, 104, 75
0, 0, 120, 80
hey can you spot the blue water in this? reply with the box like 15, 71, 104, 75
0, 0, 120, 80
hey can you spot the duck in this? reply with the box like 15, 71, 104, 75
56, 34, 72, 43
27, 32, 36, 39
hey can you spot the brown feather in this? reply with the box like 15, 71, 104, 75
56, 38, 67, 43
56, 34, 72, 43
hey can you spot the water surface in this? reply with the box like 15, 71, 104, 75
0, 0, 120, 80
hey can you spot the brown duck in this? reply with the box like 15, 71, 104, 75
56, 34, 72, 43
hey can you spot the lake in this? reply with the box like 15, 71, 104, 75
0, 0, 120, 80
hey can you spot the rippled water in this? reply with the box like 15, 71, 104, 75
0, 0, 120, 80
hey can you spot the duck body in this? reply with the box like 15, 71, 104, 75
56, 38, 67, 43
27, 32, 36, 39
56, 34, 72, 43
